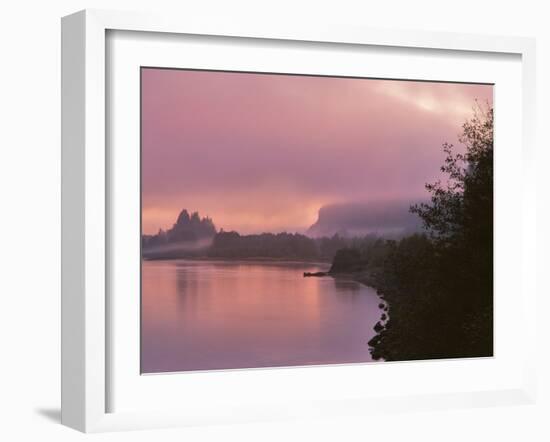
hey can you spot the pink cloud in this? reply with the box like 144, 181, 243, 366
141, 68, 493, 234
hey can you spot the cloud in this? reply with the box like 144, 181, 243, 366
375, 80, 492, 120
141, 69, 493, 234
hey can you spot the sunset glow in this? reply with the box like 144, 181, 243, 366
141, 68, 493, 234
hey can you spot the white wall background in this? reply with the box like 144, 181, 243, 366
0, 1, 547, 441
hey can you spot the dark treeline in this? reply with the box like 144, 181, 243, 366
208, 230, 394, 261
143, 218, 387, 262
209, 231, 320, 260
330, 105, 494, 361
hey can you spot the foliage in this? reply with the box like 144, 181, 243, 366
208, 231, 320, 260
366, 104, 494, 361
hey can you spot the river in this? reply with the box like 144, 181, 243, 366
141, 259, 383, 373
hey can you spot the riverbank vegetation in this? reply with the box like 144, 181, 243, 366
330, 105, 494, 361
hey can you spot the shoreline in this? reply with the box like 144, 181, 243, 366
328, 270, 380, 290
327, 270, 389, 361
142, 256, 332, 267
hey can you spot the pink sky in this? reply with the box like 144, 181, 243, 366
141, 68, 493, 235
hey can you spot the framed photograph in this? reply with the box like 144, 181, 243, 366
61, 9, 537, 432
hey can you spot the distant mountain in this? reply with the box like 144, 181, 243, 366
306, 201, 424, 238
142, 209, 217, 256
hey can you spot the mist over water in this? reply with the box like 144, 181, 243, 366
142, 237, 214, 255
141, 259, 383, 373
306, 200, 425, 238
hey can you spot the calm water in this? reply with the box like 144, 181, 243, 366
141, 259, 383, 373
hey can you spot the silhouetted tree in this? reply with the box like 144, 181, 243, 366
367, 104, 494, 360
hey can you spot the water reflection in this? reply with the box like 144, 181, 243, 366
141, 259, 382, 373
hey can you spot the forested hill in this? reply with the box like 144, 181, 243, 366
307, 200, 423, 238
142, 209, 216, 252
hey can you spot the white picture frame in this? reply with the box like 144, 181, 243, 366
61, 9, 537, 433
